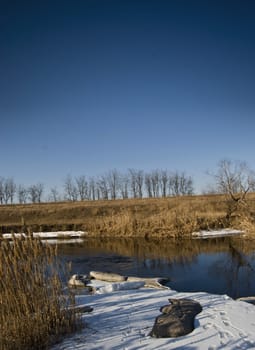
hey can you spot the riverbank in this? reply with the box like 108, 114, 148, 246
52, 281, 255, 350
1, 194, 255, 238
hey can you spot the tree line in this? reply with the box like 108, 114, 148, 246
0, 169, 194, 204
1, 159, 255, 205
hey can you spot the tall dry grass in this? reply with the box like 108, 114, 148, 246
87, 200, 227, 238
0, 237, 79, 350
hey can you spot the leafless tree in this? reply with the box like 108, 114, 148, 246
64, 175, 78, 201
2, 178, 16, 204
169, 172, 180, 196
145, 173, 153, 198
129, 169, 138, 198
28, 183, 44, 203
49, 187, 60, 202
0, 177, 4, 204
76, 175, 88, 200
88, 177, 96, 200
107, 169, 120, 200
17, 185, 28, 204
97, 175, 109, 200
151, 170, 160, 197
215, 159, 255, 203
136, 170, 144, 198
128, 169, 144, 198
119, 173, 129, 199
160, 170, 168, 197
169, 172, 194, 196
179, 172, 194, 195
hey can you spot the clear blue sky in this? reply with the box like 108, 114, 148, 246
1, 0, 255, 193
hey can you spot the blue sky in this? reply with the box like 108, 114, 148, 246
1, 0, 255, 193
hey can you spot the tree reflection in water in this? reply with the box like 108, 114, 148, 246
57, 236, 255, 298
208, 240, 255, 298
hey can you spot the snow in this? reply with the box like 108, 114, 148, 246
192, 229, 244, 239
2, 231, 86, 240
52, 281, 255, 350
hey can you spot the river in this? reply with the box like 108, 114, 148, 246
57, 236, 255, 299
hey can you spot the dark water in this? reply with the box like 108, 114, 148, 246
57, 236, 255, 299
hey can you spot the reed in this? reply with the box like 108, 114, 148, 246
0, 236, 79, 350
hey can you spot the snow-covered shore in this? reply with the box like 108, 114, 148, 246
52, 281, 255, 350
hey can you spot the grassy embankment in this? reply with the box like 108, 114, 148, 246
1, 193, 255, 237
0, 237, 80, 350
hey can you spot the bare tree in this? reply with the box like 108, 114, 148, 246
128, 169, 143, 198
0, 177, 4, 204
129, 169, 138, 198
145, 173, 152, 198
136, 170, 144, 198
18, 185, 28, 204
2, 178, 16, 204
64, 175, 78, 201
28, 183, 44, 203
76, 175, 88, 200
169, 172, 194, 196
49, 187, 60, 202
169, 172, 180, 196
215, 159, 255, 203
160, 170, 168, 197
179, 172, 194, 195
119, 173, 129, 199
151, 170, 160, 198
107, 169, 120, 200
88, 177, 96, 200
97, 175, 109, 200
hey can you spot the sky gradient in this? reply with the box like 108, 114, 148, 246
1, 0, 255, 193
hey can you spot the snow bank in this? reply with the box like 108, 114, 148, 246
51, 283, 255, 350
2, 231, 86, 240
192, 228, 244, 239
95, 281, 145, 294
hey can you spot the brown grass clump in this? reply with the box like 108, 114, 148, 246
0, 237, 79, 350
86, 199, 227, 238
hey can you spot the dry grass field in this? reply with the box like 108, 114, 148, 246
1, 193, 255, 237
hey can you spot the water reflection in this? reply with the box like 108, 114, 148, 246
57, 237, 255, 299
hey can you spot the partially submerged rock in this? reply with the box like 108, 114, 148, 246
150, 298, 202, 338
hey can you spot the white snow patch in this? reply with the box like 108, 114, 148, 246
2, 231, 86, 240
192, 228, 244, 239
51, 282, 255, 350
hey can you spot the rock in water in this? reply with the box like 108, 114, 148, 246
150, 298, 202, 338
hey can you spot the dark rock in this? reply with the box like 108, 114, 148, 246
150, 298, 202, 338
